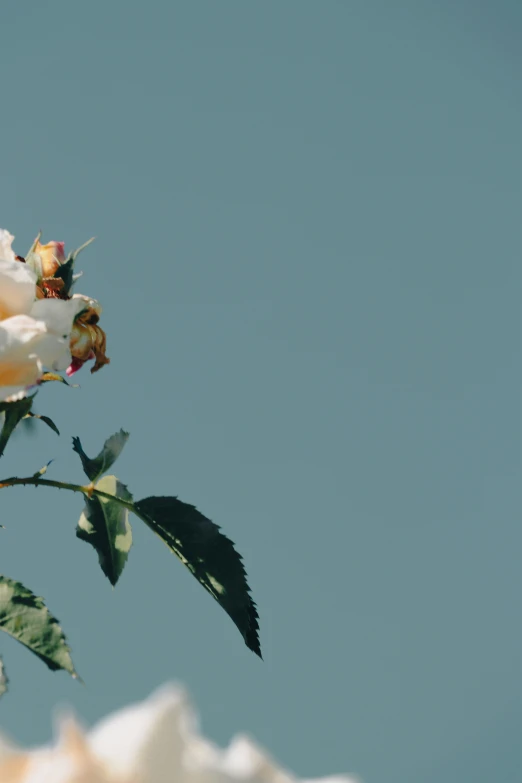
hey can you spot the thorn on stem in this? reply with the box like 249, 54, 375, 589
84, 482, 95, 498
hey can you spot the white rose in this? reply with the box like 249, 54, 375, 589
0, 231, 84, 402
0, 686, 359, 783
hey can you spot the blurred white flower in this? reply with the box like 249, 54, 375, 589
0, 686, 359, 783
0, 229, 17, 265
0, 230, 84, 401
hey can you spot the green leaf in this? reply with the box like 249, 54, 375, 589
133, 496, 261, 657
0, 658, 8, 699
0, 576, 78, 677
72, 430, 129, 482
0, 397, 34, 458
77, 475, 133, 586
24, 231, 43, 278
53, 257, 75, 294
25, 412, 60, 436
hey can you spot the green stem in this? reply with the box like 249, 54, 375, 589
0, 476, 135, 512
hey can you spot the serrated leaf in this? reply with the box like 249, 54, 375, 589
0, 658, 7, 699
72, 430, 129, 482
0, 397, 34, 458
133, 496, 261, 657
77, 476, 133, 586
0, 576, 77, 676
25, 412, 60, 436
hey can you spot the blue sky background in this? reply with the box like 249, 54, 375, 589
0, 2, 520, 782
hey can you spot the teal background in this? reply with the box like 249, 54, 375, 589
0, 2, 520, 782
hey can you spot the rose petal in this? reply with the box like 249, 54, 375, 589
0, 229, 16, 264
0, 316, 43, 401
29, 299, 87, 371
0, 256, 37, 321
34, 240, 66, 278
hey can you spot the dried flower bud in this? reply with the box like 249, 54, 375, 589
68, 296, 110, 375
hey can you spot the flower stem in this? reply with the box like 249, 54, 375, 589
0, 476, 135, 511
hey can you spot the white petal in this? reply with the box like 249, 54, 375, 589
0, 257, 36, 321
0, 306, 79, 378
34, 335, 71, 371
0, 686, 361, 783
0, 316, 44, 400
89, 685, 192, 782
220, 737, 295, 783
0, 382, 36, 403
29, 299, 86, 371
0, 228, 16, 263
72, 293, 103, 316
19, 718, 111, 783
30, 298, 86, 337
0, 315, 46, 352
0, 730, 21, 760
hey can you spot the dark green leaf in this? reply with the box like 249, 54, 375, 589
0, 658, 7, 699
53, 257, 75, 294
72, 430, 129, 482
77, 475, 133, 586
0, 398, 32, 414
0, 576, 78, 676
0, 397, 34, 458
134, 496, 261, 657
25, 412, 60, 436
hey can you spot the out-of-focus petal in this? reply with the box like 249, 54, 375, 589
89, 685, 191, 782
220, 737, 294, 783
0, 229, 16, 264
0, 687, 360, 783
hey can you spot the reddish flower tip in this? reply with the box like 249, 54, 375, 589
66, 350, 95, 377
66, 357, 85, 377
